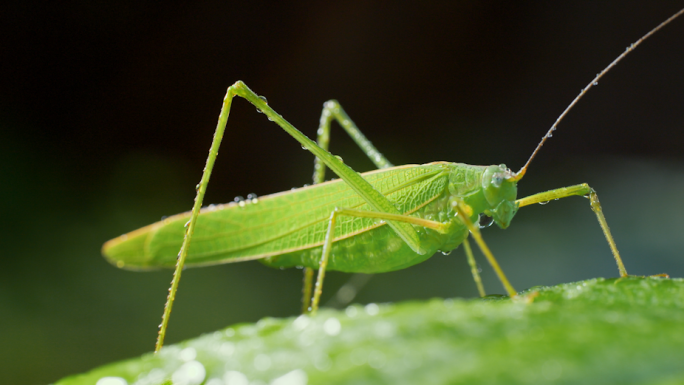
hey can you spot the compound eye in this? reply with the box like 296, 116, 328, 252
491, 175, 503, 188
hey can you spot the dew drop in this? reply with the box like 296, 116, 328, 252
538, 201, 549, 205
253, 354, 272, 371
171, 360, 206, 385
255, 95, 268, 114
96, 377, 127, 385
323, 317, 342, 336
179, 347, 197, 362
223, 371, 248, 385
184, 220, 191, 228
271, 370, 307, 385
479, 214, 494, 229
441, 250, 452, 256
345, 305, 359, 317
365, 303, 380, 316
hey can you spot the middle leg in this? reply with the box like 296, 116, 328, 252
304, 101, 395, 313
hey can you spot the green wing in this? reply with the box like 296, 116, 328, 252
103, 163, 450, 270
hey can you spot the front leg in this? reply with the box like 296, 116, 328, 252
516, 184, 627, 277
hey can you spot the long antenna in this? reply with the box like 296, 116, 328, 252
511, 8, 684, 182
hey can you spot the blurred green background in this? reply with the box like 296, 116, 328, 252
2, 2, 683, 384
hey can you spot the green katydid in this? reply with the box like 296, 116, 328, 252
102, 9, 684, 353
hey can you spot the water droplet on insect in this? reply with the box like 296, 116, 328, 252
538, 201, 549, 205
195, 183, 201, 191
593, 81, 598, 86
234, 196, 247, 208
301, 145, 307, 150
441, 250, 452, 256
255, 95, 268, 113
184, 220, 191, 227
479, 214, 494, 228
334, 155, 344, 163
247, 193, 258, 204
547, 133, 553, 138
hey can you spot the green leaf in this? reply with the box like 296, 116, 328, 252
56, 277, 684, 385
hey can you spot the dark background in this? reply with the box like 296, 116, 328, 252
2, 2, 684, 384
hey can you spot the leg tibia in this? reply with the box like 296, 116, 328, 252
516, 183, 627, 277
463, 237, 486, 297
313, 100, 393, 183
